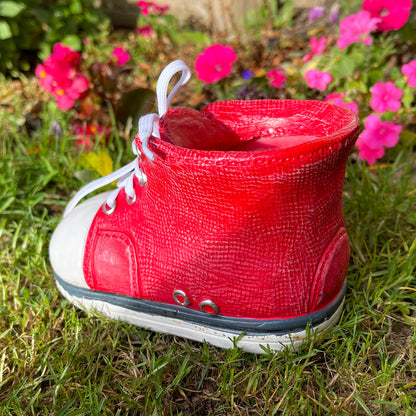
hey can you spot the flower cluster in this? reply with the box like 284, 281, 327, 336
136, 25, 152, 37
35, 43, 89, 110
303, 37, 326, 63
356, 115, 402, 164
402, 60, 416, 87
137, 1, 168, 16
336, 0, 412, 51
302, 0, 415, 164
362, 0, 412, 31
305, 69, 333, 91
36, 40, 135, 160
324, 93, 359, 114
337, 10, 380, 50
266, 68, 287, 88
136, 1, 169, 37
73, 123, 107, 152
113, 47, 130, 66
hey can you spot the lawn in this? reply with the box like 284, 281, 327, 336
1, 1, 416, 415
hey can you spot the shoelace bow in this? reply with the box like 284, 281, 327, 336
63, 60, 191, 218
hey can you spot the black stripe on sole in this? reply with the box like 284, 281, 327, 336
55, 274, 346, 336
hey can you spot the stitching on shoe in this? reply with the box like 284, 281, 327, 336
308, 227, 348, 312
85, 229, 140, 298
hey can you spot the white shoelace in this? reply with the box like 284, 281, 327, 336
63, 60, 191, 218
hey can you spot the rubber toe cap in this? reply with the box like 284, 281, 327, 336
49, 192, 110, 289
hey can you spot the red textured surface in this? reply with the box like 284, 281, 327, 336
159, 107, 242, 150
83, 100, 360, 319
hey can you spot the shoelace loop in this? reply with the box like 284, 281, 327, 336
63, 60, 191, 218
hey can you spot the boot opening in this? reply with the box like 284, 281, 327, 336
159, 106, 319, 152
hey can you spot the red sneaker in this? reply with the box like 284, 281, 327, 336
50, 61, 360, 353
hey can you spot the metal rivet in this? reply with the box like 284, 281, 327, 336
173, 290, 190, 307
126, 192, 136, 205
138, 172, 147, 186
102, 202, 116, 215
199, 300, 219, 315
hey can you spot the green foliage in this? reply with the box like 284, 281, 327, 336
1, 1, 416, 411
134, 5, 210, 59
316, 37, 398, 99
1, 107, 416, 413
0, 0, 109, 75
245, 0, 294, 36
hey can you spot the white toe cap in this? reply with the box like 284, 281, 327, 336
49, 192, 110, 289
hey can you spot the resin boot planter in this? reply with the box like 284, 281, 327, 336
49, 60, 360, 354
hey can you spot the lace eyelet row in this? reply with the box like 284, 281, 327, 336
103, 191, 138, 215
126, 193, 136, 205
102, 203, 116, 215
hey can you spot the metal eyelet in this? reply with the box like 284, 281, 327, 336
138, 171, 147, 186
199, 300, 219, 315
126, 192, 136, 205
102, 202, 116, 215
173, 290, 190, 306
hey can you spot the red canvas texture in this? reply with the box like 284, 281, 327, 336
83, 100, 360, 319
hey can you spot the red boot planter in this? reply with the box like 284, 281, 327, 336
50, 61, 360, 353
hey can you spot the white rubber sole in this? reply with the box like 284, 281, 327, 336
56, 280, 344, 354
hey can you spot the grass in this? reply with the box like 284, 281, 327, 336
1, 100, 416, 416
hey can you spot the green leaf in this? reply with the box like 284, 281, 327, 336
0, 1, 25, 17
398, 21, 416, 42
176, 30, 210, 46
69, 0, 82, 14
368, 69, 383, 84
401, 87, 415, 108
331, 52, 358, 79
400, 128, 416, 147
61, 34, 81, 51
0, 20, 12, 39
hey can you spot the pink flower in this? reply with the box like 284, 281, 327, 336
362, 0, 412, 31
35, 43, 89, 111
35, 64, 54, 92
155, 4, 169, 14
150, 2, 169, 14
325, 92, 359, 114
75, 137, 94, 152
402, 60, 416, 88
113, 47, 130, 66
137, 1, 150, 15
360, 114, 402, 150
337, 11, 380, 50
303, 37, 326, 63
195, 44, 237, 83
266, 68, 287, 88
305, 69, 333, 91
54, 89, 78, 111
370, 81, 402, 113
356, 138, 385, 164
43, 56, 74, 88
73, 123, 106, 151
136, 25, 153, 37
137, 1, 168, 15
51, 43, 80, 67
356, 114, 402, 163
54, 74, 89, 110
